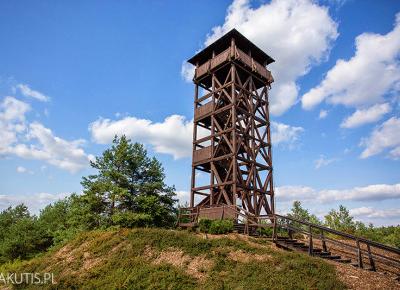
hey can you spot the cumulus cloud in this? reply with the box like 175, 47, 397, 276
0, 192, 69, 214
275, 183, 400, 202
90, 115, 193, 159
181, 62, 195, 82
341, 103, 391, 129
183, 0, 338, 116
0, 97, 30, 153
16, 166, 26, 173
314, 155, 336, 169
90, 114, 302, 159
176, 190, 190, 205
7, 122, 93, 173
302, 13, 400, 110
16, 84, 50, 102
0, 96, 92, 173
360, 117, 400, 159
350, 207, 400, 219
319, 110, 328, 119
271, 121, 304, 147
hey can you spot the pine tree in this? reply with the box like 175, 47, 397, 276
81, 135, 177, 228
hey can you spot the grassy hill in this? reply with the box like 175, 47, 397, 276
0, 228, 346, 290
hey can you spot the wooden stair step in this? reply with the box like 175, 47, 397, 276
337, 258, 352, 264
322, 255, 341, 260
282, 239, 297, 243
315, 251, 331, 256
293, 242, 305, 246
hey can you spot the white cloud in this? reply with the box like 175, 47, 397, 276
16, 84, 50, 102
360, 117, 400, 159
314, 155, 336, 169
89, 114, 302, 159
181, 62, 195, 82
319, 109, 328, 119
176, 190, 190, 206
184, 0, 338, 116
302, 13, 400, 110
16, 166, 26, 173
275, 183, 400, 202
350, 207, 400, 219
9, 122, 93, 173
271, 121, 304, 147
341, 103, 391, 129
90, 115, 193, 159
0, 97, 30, 153
0, 192, 69, 214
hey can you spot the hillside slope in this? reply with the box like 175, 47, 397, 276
0, 228, 347, 289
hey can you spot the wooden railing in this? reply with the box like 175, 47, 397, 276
177, 207, 400, 278
194, 46, 273, 83
274, 214, 400, 278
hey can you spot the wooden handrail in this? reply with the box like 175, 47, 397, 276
177, 207, 399, 277
275, 214, 400, 254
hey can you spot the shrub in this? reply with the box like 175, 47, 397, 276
198, 219, 212, 233
257, 226, 273, 237
111, 212, 153, 228
209, 219, 234, 234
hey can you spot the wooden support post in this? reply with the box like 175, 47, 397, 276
272, 215, 277, 242
321, 231, 328, 252
287, 219, 293, 240
367, 244, 376, 271
356, 239, 364, 269
308, 225, 313, 256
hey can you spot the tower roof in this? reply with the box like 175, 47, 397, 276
188, 29, 274, 66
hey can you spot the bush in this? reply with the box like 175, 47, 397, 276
111, 212, 153, 228
198, 219, 212, 233
209, 219, 234, 234
257, 226, 273, 237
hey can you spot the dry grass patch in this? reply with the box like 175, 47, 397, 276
152, 247, 213, 280
228, 250, 271, 263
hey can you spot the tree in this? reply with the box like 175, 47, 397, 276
81, 135, 177, 228
288, 201, 321, 225
324, 205, 355, 233
0, 205, 50, 263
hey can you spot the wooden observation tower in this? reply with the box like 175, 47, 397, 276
177, 30, 400, 279
187, 29, 275, 221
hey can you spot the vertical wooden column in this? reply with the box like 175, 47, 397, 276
231, 38, 237, 208
356, 239, 364, 269
367, 244, 376, 271
190, 81, 199, 208
265, 85, 275, 215
210, 54, 215, 206
308, 225, 314, 256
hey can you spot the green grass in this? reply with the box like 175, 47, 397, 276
0, 228, 346, 290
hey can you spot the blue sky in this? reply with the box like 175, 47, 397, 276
0, 0, 399, 225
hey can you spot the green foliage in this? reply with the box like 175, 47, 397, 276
257, 226, 273, 237
288, 201, 322, 225
0, 205, 50, 263
324, 205, 356, 234
198, 219, 234, 234
208, 219, 234, 234
1, 228, 345, 290
198, 219, 212, 233
111, 212, 153, 228
81, 135, 177, 228
0, 136, 179, 264
354, 222, 400, 248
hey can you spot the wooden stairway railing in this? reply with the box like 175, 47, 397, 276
274, 214, 400, 280
177, 206, 400, 279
